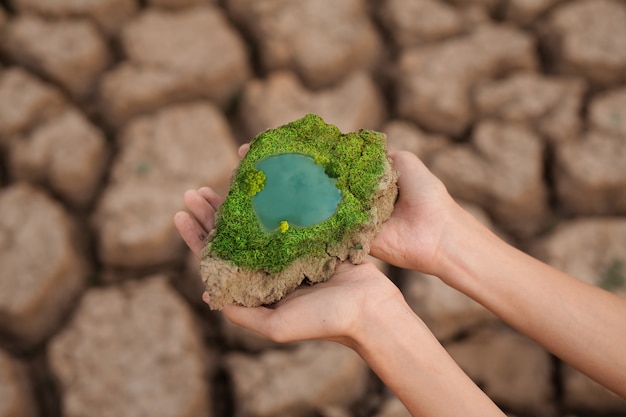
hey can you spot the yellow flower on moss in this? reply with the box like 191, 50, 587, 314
278, 220, 289, 233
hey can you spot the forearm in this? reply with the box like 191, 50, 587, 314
351, 296, 505, 417
439, 205, 626, 397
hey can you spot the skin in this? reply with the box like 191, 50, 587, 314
174, 147, 626, 416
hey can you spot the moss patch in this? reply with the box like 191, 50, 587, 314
241, 168, 266, 196
206, 114, 389, 273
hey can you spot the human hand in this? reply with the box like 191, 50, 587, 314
173, 145, 248, 258
173, 147, 403, 345
173, 179, 510, 416
174, 147, 461, 283
173, 186, 224, 257
370, 151, 462, 277
216, 260, 403, 346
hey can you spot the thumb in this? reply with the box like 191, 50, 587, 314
388, 150, 441, 203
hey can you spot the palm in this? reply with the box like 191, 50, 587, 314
221, 261, 402, 345
371, 151, 457, 276
172, 184, 403, 344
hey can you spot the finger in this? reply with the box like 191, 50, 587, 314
201, 291, 274, 336
222, 304, 279, 340
388, 151, 421, 190
184, 189, 218, 231
238, 143, 250, 159
202, 292, 210, 305
389, 150, 445, 201
173, 211, 207, 257
197, 187, 224, 210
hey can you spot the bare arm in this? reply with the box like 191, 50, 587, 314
173, 147, 507, 416
346, 273, 506, 417
175, 148, 625, 417
437, 206, 626, 396
371, 151, 626, 397
216, 263, 506, 417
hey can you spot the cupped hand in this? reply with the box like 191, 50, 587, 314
217, 260, 403, 346
370, 151, 460, 276
173, 166, 402, 345
173, 146, 455, 343
173, 186, 223, 257
173, 145, 249, 257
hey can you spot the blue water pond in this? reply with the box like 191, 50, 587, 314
253, 153, 342, 230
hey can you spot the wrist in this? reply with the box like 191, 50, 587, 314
350, 291, 423, 352
349, 293, 434, 380
349, 289, 505, 417
433, 201, 505, 292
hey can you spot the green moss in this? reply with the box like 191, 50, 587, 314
241, 168, 266, 196
314, 154, 329, 167
208, 114, 388, 273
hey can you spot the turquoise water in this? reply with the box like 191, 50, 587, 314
253, 153, 342, 230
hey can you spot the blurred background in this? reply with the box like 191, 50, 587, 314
0, 0, 625, 416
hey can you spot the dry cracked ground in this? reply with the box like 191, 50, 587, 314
0, 0, 626, 416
